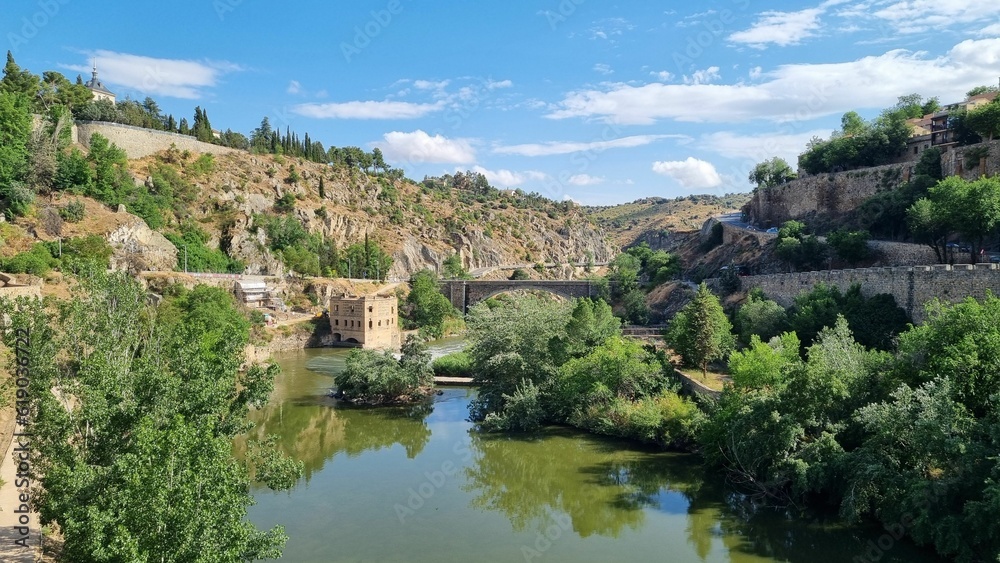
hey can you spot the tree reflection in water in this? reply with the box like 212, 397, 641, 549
238, 394, 432, 483
462, 427, 944, 563
463, 428, 704, 538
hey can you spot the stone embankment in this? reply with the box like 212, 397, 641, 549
740, 262, 1000, 324
745, 139, 1000, 227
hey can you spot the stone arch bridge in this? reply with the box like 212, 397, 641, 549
439, 280, 600, 314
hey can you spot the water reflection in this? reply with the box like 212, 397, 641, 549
245, 346, 945, 563
237, 349, 433, 483
463, 429, 700, 538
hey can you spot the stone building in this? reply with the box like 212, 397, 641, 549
329, 294, 400, 350
84, 61, 115, 103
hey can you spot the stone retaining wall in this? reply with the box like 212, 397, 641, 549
74, 121, 239, 159
743, 263, 1000, 323
745, 139, 1000, 227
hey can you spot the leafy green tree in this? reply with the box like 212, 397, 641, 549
2, 273, 294, 562
608, 252, 641, 295
896, 294, 1000, 417
550, 298, 621, 362
442, 252, 469, 279
467, 296, 571, 427
777, 220, 805, 239
665, 283, 734, 376
967, 84, 1000, 97
622, 288, 650, 325
335, 335, 433, 404
403, 270, 457, 339
0, 90, 32, 216
1, 51, 39, 99
966, 98, 1000, 141
734, 290, 787, 346
840, 111, 866, 136
827, 229, 871, 264
907, 196, 949, 262
748, 157, 797, 189
728, 332, 801, 391
509, 268, 530, 280
928, 176, 1000, 263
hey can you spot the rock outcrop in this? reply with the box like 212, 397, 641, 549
106, 216, 177, 272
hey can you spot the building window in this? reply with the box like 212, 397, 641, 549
335, 319, 339, 326
368, 306, 373, 313
369, 320, 373, 329
378, 320, 382, 326
914, 147, 918, 155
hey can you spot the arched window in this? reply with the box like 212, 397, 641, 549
369, 320, 373, 329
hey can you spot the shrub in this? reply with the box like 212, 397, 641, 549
2, 244, 57, 276
60, 199, 86, 223
432, 351, 472, 377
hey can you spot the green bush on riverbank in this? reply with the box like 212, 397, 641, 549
469, 288, 1000, 561
432, 351, 472, 377
465, 296, 702, 448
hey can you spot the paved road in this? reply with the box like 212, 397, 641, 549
716, 212, 760, 231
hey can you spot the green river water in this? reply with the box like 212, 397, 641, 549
243, 342, 946, 563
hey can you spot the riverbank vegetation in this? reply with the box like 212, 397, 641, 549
465, 296, 702, 448
0, 272, 301, 561
469, 284, 1000, 561
334, 335, 435, 404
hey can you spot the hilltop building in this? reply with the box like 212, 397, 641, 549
329, 293, 400, 350
906, 85, 999, 159
84, 61, 116, 103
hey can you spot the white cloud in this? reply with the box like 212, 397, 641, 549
413, 79, 450, 90
494, 134, 686, 157
870, 1, 1000, 34
593, 63, 614, 75
568, 174, 604, 186
588, 17, 634, 40
683, 66, 721, 85
286, 80, 301, 95
697, 129, 831, 168
62, 50, 242, 99
292, 100, 443, 119
547, 39, 1000, 124
979, 23, 1000, 37
749, 66, 763, 80
375, 130, 476, 164
729, 7, 824, 48
652, 158, 723, 189
467, 165, 546, 187
487, 79, 513, 89
651, 70, 674, 82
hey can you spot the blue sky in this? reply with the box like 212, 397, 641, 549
6, 0, 1000, 205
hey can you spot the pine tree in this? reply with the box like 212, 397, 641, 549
318, 176, 325, 199
666, 283, 735, 377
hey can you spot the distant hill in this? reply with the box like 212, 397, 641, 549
585, 193, 751, 248
4, 142, 614, 280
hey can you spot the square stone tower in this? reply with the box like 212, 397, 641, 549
328, 294, 400, 350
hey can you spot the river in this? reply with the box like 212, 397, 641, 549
242, 343, 945, 563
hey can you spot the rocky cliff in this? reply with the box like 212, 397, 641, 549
114, 148, 614, 279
